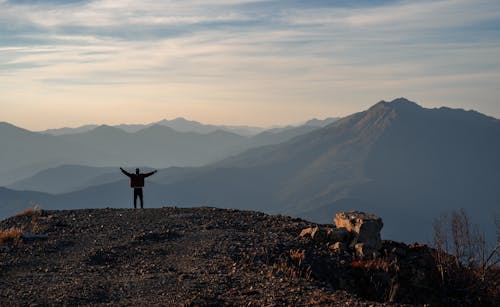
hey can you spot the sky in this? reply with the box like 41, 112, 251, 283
1, 0, 499, 130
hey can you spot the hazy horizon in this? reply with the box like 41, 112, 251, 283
1, 0, 500, 130
3, 97, 500, 132
3, 115, 336, 132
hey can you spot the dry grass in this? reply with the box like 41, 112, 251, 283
0, 228, 23, 245
13, 207, 43, 233
351, 258, 397, 273
432, 209, 499, 305
271, 261, 313, 280
289, 249, 306, 266
15, 207, 41, 217
268, 249, 313, 280
15, 208, 34, 217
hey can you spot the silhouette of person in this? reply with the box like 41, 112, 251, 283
120, 167, 157, 209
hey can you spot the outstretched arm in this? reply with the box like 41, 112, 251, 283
120, 167, 132, 177
143, 170, 158, 177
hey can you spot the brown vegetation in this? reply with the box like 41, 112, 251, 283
14, 208, 37, 217
0, 227, 22, 245
432, 209, 499, 306
13, 207, 43, 233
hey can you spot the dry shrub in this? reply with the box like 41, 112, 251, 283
14, 206, 43, 233
350, 257, 400, 302
15, 206, 42, 218
0, 228, 23, 245
289, 249, 306, 266
15, 208, 36, 217
276, 261, 312, 280
433, 209, 499, 305
269, 249, 312, 280
351, 258, 397, 273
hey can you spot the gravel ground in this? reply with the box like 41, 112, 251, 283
0, 207, 396, 306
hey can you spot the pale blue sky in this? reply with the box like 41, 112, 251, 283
1, 0, 499, 129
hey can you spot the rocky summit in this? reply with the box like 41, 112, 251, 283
0, 208, 496, 306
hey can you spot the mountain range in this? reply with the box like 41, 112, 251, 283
0, 118, 335, 186
40, 118, 266, 136
1, 98, 498, 243
40, 117, 338, 136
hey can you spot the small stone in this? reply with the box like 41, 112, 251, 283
329, 242, 346, 252
0, 246, 11, 253
299, 227, 326, 240
354, 243, 379, 258
22, 233, 48, 241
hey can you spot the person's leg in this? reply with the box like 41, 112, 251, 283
133, 188, 138, 209
138, 188, 144, 209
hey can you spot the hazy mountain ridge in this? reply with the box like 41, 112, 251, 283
1, 119, 331, 186
40, 117, 338, 136
303, 117, 339, 127
0, 122, 116, 186
0, 187, 54, 219
7, 165, 120, 194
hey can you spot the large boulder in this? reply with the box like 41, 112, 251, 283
334, 211, 383, 253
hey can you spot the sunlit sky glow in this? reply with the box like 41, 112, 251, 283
1, 0, 499, 130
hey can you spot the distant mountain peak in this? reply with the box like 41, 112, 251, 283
89, 124, 128, 135
94, 124, 119, 131
0, 121, 24, 129
0, 121, 34, 135
368, 98, 422, 117
378, 97, 421, 109
0, 121, 17, 129
138, 123, 177, 133
163, 117, 201, 124
390, 97, 415, 104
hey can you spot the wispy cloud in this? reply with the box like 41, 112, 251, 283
285, 0, 500, 28
1, 0, 499, 129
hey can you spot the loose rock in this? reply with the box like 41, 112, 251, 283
299, 226, 326, 240
334, 211, 383, 251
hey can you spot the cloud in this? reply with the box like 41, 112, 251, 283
1, 0, 266, 29
1, 0, 500, 129
284, 0, 500, 28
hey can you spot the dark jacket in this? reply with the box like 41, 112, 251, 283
120, 169, 156, 188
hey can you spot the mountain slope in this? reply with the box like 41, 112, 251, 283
304, 117, 339, 127
4, 124, 325, 193
2, 122, 323, 188
7, 165, 119, 194
0, 187, 54, 218
131, 98, 500, 241
0, 122, 111, 185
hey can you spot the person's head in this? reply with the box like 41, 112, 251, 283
135, 168, 140, 174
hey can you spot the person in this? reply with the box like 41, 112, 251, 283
120, 167, 158, 209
